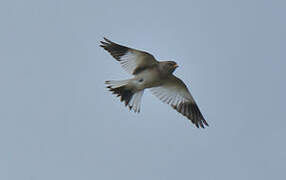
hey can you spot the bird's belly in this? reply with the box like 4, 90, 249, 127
132, 70, 162, 90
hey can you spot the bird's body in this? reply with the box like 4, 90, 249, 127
100, 38, 208, 128
129, 65, 163, 90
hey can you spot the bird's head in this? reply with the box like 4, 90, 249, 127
159, 61, 179, 75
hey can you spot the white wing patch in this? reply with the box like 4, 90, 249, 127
150, 84, 194, 109
120, 51, 141, 74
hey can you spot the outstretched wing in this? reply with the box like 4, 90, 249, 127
100, 37, 158, 75
150, 75, 208, 128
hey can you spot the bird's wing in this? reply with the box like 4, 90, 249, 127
150, 75, 208, 128
100, 37, 158, 75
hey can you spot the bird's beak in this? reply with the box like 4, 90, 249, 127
173, 64, 179, 68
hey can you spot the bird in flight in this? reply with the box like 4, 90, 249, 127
100, 38, 208, 128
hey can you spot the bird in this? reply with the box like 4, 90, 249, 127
100, 37, 208, 128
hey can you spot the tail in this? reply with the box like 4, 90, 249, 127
105, 80, 144, 113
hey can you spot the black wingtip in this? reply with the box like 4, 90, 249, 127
103, 37, 113, 44
203, 119, 209, 127
195, 123, 200, 128
174, 102, 208, 129
99, 38, 129, 61
100, 41, 108, 45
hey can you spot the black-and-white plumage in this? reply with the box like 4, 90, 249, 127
100, 38, 208, 128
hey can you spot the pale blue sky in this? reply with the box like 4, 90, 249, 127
0, 0, 286, 179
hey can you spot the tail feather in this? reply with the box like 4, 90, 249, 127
105, 80, 129, 88
105, 80, 144, 113
111, 86, 133, 106
128, 90, 144, 112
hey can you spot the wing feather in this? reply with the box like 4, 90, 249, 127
100, 37, 158, 75
150, 75, 208, 128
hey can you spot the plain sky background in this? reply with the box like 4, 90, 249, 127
0, 0, 285, 179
